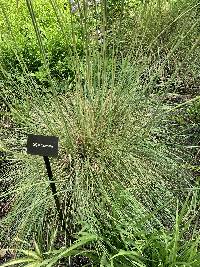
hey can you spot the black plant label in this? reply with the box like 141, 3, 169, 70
27, 134, 59, 157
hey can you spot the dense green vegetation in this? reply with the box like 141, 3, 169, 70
0, 0, 199, 266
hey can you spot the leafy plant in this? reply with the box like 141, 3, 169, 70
2, 193, 199, 267
0, 232, 98, 267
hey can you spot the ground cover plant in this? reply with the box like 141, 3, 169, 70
0, 0, 200, 266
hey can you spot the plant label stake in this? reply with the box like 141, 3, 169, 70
27, 134, 66, 231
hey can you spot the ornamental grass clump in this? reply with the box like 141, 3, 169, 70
0, 56, 195, 248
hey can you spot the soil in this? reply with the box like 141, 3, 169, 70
0, 249, 14, 265
58, 255, 92, 267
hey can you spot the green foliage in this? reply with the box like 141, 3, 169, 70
118, 0, 200, 94
187, 100, 200, 125
0, 56, 195, 250
0, 0, 199, 91
168, 97, 200, 152
0, 0, 200, 266
2, 194, 200, 266
0, 0, 75, 85
0, 232, 98, 267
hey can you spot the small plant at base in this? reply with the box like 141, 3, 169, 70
0, 232, 98, 267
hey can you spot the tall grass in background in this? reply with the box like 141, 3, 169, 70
0, 0, 200, 266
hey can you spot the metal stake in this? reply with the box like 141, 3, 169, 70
43, 156, 66, 231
